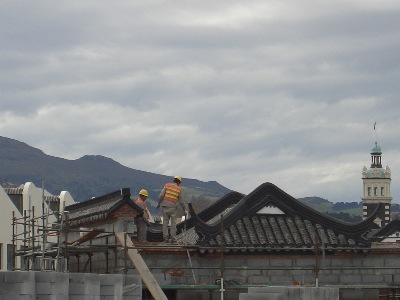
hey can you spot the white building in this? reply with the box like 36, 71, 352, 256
0, 182, 75, 271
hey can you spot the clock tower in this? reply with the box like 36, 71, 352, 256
361, 142, 392, 227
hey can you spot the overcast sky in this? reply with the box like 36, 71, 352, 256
1, 1, 400, 203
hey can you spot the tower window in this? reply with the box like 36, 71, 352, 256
374, 187, 377, 196
381, 187, 384, 196
368, 187, 371, 196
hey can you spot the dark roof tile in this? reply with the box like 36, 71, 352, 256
65, 188, 142, 227
176, 182, 381, 253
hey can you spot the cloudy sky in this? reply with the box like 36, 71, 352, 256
1, 1, 400, 203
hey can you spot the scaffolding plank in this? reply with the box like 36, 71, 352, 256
115, 231, 168, 300
69, 228, 105, 245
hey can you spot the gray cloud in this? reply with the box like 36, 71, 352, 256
1, 0, 400, 203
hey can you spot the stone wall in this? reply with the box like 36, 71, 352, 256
69, 248, 400, 299
0, 271, 141, 299
133, 252, 400, 287
138, 251, 398, 300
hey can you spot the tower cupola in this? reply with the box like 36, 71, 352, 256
370, 142, 382, 168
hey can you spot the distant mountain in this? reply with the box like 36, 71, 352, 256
3, 136, 397, 222
0, 136, 232, 213
297, 196, 364, 222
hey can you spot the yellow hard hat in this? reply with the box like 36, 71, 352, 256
174, 176, 182, 183
139, 189, 148, 197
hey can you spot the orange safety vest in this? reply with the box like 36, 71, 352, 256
135, 199, 150, 221
163, 183, 182, 203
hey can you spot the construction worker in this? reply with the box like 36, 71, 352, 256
156, 176, 186, 243
135, 189, 151, 242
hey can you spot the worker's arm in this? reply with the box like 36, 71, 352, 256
136, 201, 149, 223
156, 187, 166, 208
178, 190, 187, 213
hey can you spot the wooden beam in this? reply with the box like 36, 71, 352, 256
115, 232, 168, 300
68, 228, 105, 245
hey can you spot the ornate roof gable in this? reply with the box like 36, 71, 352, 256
184, 182, 380, 253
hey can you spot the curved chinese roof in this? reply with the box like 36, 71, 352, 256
66, 188, 143, 227
148, 182, 381, 254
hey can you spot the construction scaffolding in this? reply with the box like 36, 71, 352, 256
11, 204, 123, 273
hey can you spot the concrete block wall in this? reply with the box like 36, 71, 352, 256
242, 286, 339, 300
0, 271, 36, 299
138, 252, 400, 287
0, 272, 141, 299
65, 250, 400, 299
36, 272, 69, 299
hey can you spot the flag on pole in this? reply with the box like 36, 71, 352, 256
374, 121, 376, 130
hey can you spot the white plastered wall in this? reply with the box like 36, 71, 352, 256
0, 186, 22, 271
0, 182, 76, 271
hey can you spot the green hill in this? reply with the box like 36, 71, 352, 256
0, 136, 232, 214
297, 196, 363, 222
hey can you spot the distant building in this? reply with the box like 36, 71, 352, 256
362, 142, 392, 227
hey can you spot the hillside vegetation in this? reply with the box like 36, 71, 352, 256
0, 136, 231, 214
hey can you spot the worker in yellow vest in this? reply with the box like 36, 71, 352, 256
135, 189, 151, 242
157, 176, 186, 243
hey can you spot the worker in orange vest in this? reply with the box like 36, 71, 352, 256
135, 189, 151, 242
157, 176, 186, 243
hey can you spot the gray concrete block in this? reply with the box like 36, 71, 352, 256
248, 286, 290, 298
35, 296, 58, 300
339, 288, 379, 300
270, 259, 293, 267
0, 283, 25, 294
68, 296, 97, 300
339, 274, 362, 283
319, 274, 340, 284
21, 271, 36, 283
35, 271, 56, 283
4, 272, 22, 283
247, 275, 268, 284
295, 258, 316, 267
324, 287, 339, 300
124, 275, 141, 286
10, 296, 28, 300
361, 274, 383, 283
384, 258, 400, 267
36, 282, 57, 295
69, 273, 101, 296
100, 274, 123, 297
247, 259, 270, 268
247, 286, 339, 300
19, 282, 36, 296
34, 270, 68, 295
240, 293, 284, 300
152, 272, 172, 285
175, 291, 203, 300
